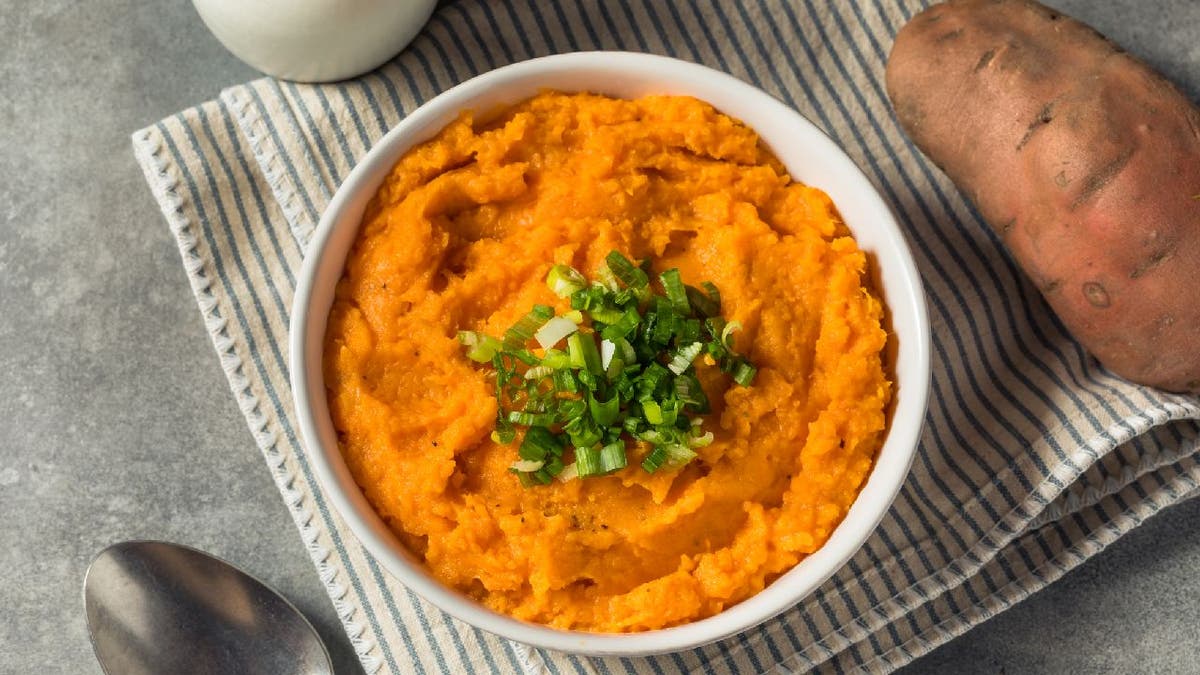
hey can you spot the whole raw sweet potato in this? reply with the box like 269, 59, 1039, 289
886, 0, 1200, 394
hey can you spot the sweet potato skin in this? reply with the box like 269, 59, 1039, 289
886, 0, 1200, 393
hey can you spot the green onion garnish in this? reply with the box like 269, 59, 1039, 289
461, 252, 757, 487
598, 441, 628, 473
641, 446, 668, 473
642, 400, 664, 425
510, 459, 545, 472
523, 365, 554, 381
503, 305, 554, 350
588, 392, 620, 427
457, 331, 501, 363
731, 360, 758, 386
509, 410, 556, 427
547, 264, 587, 298
599, 306, 641, 342
567, 332, 603, 374
667, 342, 704, 375
557, 462, 579, 482
685, 283, 720, 318
534, 316, 578, 349
576, 445, 602, 477
605, 250, 649, 290
659, 269, 690, 313
551, 368, 578, 393
664, 443, 697, 467
720, 320, 743, 347
519, 426, 561, 461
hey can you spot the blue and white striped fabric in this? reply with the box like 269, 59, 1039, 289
132, 1, 1200, 672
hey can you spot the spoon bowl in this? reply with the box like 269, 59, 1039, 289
83, 540, 333, 675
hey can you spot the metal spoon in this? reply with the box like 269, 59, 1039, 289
83, 540, 333, 675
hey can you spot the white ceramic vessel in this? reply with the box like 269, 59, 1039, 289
290, 52, 931, 656
193, 0, 437, 82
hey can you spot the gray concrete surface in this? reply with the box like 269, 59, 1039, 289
0, 1, 1195, 673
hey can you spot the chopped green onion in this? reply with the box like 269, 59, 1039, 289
503, 305, 554, 350
588, 393, 620, 427
732, 360, 757, 386
604, 337, 633, 365
534, 316, 578, 349
510, 459, 544, 472
599, 339, 616, 371
638, 428, 663, 444
458, 249, 757, 487
602, 426, 622, 445
576, 369, 599, 391
660, 268, 690, 313
566, 414, 602, 448
600, 306, 641, 341
674, 374, 698, 403
457, 331, 502, 363
641, 446, 668, 473
704, 316, 727, 341
570, 285, 606, 311
594, 262, 621, 291
637, 362, 671, 401
642, 400, 663, 425
576, 445, 602, 477
586, 303, 625, 325
493, 385, 516, 443
613, 369, 637, 400
541, 455, 564, 478
599, 442, 627, 473
557, 462, 579, 482
720, 320, 743, 347
663, 443, 697, 466
510, 349, 540, 365
605, 356, 625, 381
540, 349, 571, 369
546, 264, 587, 298
521, 395, 550, 413
551, 368, 578, 393
658, 399, 681, 426
674, 374, 709, 412
509, 410, 556, 427
650, 298, 677, 345
605, 250, 649, 289
567, 332, 603, 374
613, 288, 637, 306
677, 318, 702, 343
556, 399, 586, 422
621, 415, 643, 435
667, 342, 704, 375
518, 426, 560, 461
685, 284, 720, 317
523, 365, 554, 380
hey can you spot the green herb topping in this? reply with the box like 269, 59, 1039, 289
457, 250, 757, 486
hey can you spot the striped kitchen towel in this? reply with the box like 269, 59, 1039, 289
132, 0, 1200, 673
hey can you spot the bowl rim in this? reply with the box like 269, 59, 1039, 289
290, 51, 931, 656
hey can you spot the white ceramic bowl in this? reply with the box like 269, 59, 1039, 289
291, 52, 930, 656
193, 0, 436, 83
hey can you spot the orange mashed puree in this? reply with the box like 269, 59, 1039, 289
323, 91, 891, 632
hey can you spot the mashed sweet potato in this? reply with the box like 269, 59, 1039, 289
323, 91, 891, 632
